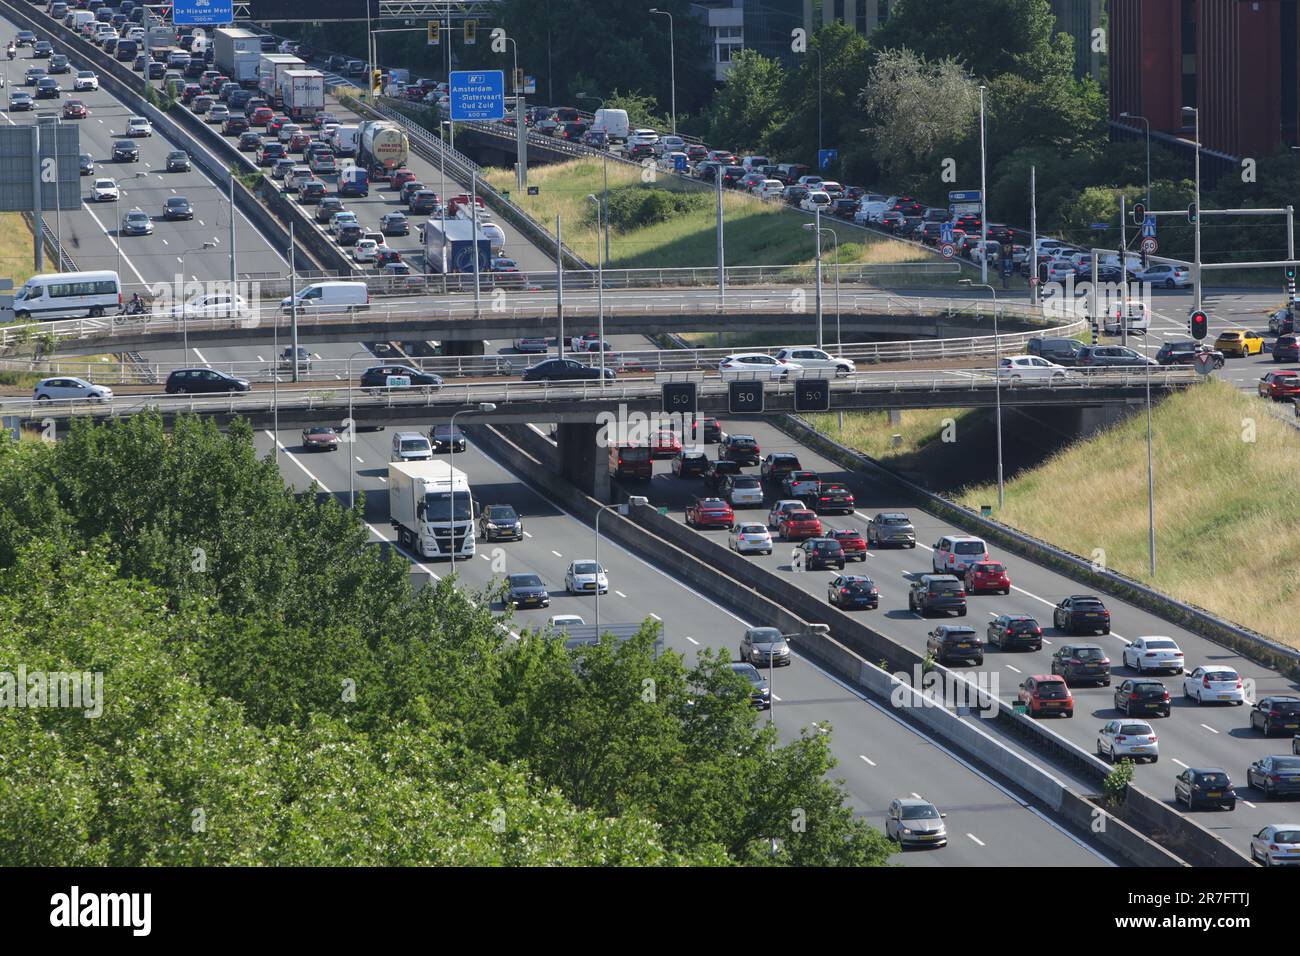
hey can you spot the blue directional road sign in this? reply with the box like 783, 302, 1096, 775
673, 153, 687, 171
940, 221, 954, 243
173, 0, 233, 26
449, 70, 505, 121
818, 148, 838, 170
1142, 214, 1156, 238
948, 190, 982, 204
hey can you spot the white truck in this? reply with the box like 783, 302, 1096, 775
258, 53, 304, 102
331, 124, 360, 156
388, 460, 477, 559
214, 27, 261, 86
420, 219, 492, 274
278, 69, 325, 119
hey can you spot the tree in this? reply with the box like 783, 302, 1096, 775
603, 89, 670, 132
704, 49, 786, 154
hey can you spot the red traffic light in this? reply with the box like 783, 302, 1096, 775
1190, 309, 1209, 340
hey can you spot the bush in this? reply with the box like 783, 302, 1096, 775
1103, 758, 1135, 807
596, 185, 709, 232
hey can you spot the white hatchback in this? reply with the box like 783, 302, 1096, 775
1183, 666, 1246, 705
91, 178, 118, 202
565, 560, 608, 595
73, 70, 98, 91
125, 116, 151, 137
33, 377, 113, 402
353, 239, 379, 263
997, 355, 1069, 383
729, 522, 773, 555
718, 353, 800, 380
1097, 719, 1159, 764
754, 179, 784, 201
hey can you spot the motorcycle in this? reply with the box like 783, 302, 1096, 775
6, 46, 15, 62
115, 297, 147, 323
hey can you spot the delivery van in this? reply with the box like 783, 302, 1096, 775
280, 280, 370, 314
591, 108, 629, 142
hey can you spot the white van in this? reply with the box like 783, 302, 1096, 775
71, 10, 95, 32
190, 37, 209, 56
12, 270, 122, 320
390, 431, 433, 462
280, 281, 370, 314
591, 108, 629, 142
855, 201, 887, 225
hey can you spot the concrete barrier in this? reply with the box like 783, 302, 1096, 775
474, 421, 1183, 867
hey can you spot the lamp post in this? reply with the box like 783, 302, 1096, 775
586, 194, 606, 385
648, 8, 676, 137
805, 223, 840, 354
450, 403, 496, 571
1119, 111, 1151, 207
811, 206, 823, 347
346, 348, 374, 510
1182, 105, 1202, 315
578, 93, 611, 264
979, 84, 988, 286
180, 241, 215, 358
439, 120, 451, 287
594, 497, 648, 633
960, 278, 1003, 508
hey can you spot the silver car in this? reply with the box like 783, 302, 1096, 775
867, 512, 916, 548
739, 626, 790, 668
1097, 719, 1159, 763
1250, 824, 1300, 866
885, 798, 948, 847
33, 377, 113, 403
728, 522, 773, 555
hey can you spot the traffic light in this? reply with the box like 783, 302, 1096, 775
1188, 201, 1198, 224
1287, 265, 1296, 314
1190, 309, 1208, 340
427, 21, 439, 45
464, 19, 477, 44
513, 67, 524, 93
1132, 201, 1146, 224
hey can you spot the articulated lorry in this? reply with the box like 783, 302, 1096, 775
420, 219, 492, 274
388, 461, 477, 559
214, 26, 261, 86
278, 69, 325, 119
258, 53, 304, 103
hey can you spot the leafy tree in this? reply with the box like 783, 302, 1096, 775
704, 49, 787, 154
603, 89, 671, 132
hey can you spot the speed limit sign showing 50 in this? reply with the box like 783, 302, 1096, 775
728, 380, 765, 414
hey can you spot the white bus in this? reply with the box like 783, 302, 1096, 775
12, 271, 122, 321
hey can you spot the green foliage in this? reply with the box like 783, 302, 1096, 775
603, 89, 671, 133
1103, 759, 1135, 807
704, 49, 786, 153
595, 184, 710, 232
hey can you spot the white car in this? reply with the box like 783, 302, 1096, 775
1122, 636, 1186, 675
353, 239, 379, 263
754, 179, 785, 201
729, 522, 773, 555
277, 122, 302, 143
125, 116, 152, 137
90, 178, 118, 202
1102, 301, 1149, 335
774, 347, 855, 377
627, 128, 659, 148
1045, 258, 1076, 282
997, 355, 1069, 383
33, 377, 113, 403
207, 104, 230, 125
169, 293, 250, 321
718, 353, 800, 380
657, 151, 689, 172
1249, 825, 1300, 866
1096, 719, 1159, 764
797, 175, 824, 188
547, 614, 586, 629
564, 559, 608, 595
654, 135, 686, 156
800, 191, 832, 213
1182, 666, 1246, 705
73, 71, 98, 91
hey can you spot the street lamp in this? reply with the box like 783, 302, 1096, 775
804, 223, 840, 354
648, 8, 676, 137
586, 193, 606, 385
979, 84, 988, 286
1182, 105, 1202, 315
346, 348, 374, 510
959, 278, 1004, 508
180, 241, 215, 358
1119, 111, 1151, 207
594, 496, 648, 633
449, 402, 496, 571
808, 207, 824, 347
578, 93, 611, 264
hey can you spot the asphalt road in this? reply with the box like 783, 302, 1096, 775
0, 14, 287, 287
613, 415, 1300, 857
253, 417, 1113, 867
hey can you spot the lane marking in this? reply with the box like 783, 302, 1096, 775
685, 636, 699, 645
614, 589, 627, 598
1172, 758, 1189, 769
859, 755, 876, 767
1200, 723, 1219, 734
191, 347, 209, 366
966, 833, 985, 847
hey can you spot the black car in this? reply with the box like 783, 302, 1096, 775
1248, 696, 1300, 736
315, 197, 345, 224
729, 662, 771, 710
164, 368, 251, 394
696, 417, 722, 443
257, 142, 286, 166
1246, 755, 1300, 799
428, 424, 466, 453
719, 434, 760, 466
358, 365, 442, 391
522, 358, 614, 382
380, 212, 409, 236
1027, 337, 1085, 366
1053, 595, 1110, 635
505, 573, 550, 609
48, 54, 70, 74
163, 196, 194, 220
813, 483, 854, 515
1050, 643, 1111, 686
1156, 340, 1225, 367
166, 150, 191, 172
827, 574, 879, 610
408, 190, 438, 214
671, 449, 708, 479
760, 452, 801, 484
237, 131, 262, 152
147, 61, 165, 80
335, 222, 362, 245
986, 614, 1043, 651
299, 180, 326, 203
1174, 768, 1236, 811
909, 574, 966, 617
1271, 334, 1300, 363
830, 198, 858, 221
79, 153, 94, 176
112, 140, 139, 162
927, 625, 984, 666
1114, 678, 1172, 718
797, 538, 845, 571
35, 77, 60, 99
478, 504, 523, 541
703, 458, 743, 492
32, 40, 53, 57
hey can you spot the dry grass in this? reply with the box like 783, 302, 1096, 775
483, 160, 934, 271
953, 379, 1300, 644
0, 212, 38, 294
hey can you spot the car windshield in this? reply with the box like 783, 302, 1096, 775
400, 439, 429, 452
739, 525, 765, 534
954, 541, 985, 554
900, 804, 940, 821
881, 516, 909, 525
1119, 724, 1152, 735
573, 562, 600, 575
731, 477, 760, 488
747, 627, 782, 645
812, 542, 839, 551
1271, 700, 1300, 713
1271, 757, 1300, 771
1134, 683, 1165, 697
1275, 830, 1300, 843
978, 563, 1005, 573
486, 506, 516, 521
510, 574, 542, 588
1075, 601, 1105, 611
1146, 640, 1177, 650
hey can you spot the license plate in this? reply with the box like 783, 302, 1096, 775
1085, 613, 1099, 618
1130, 746, 1148, 752
957, 643, 970, 648
1285, 723, 1299, 729
1207, 791, 1221, 798
1217, 694, 1231, 699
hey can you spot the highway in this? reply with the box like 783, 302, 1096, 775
614, 414, 1299, 857
252, 414, 1113, 867
0, 12, 287, 286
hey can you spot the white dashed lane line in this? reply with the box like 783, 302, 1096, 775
859, 755, 876, 766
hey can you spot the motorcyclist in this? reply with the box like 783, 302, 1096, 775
127, 292, 144, 314
7, 42, 15, 61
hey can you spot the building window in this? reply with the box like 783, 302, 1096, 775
834, 0, 845, 22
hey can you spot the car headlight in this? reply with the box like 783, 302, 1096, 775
900, 827, 913, 835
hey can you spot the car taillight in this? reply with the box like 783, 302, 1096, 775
1203, 677, 1212, 688
1236, 678, 1243, 688
1129, 693, 1139, 700
1270, 710, 1282, 717
957, 590, 966, 598
840, 588, 850, 594
1114, 735, 1127, 742
1145, 651, 1157, 657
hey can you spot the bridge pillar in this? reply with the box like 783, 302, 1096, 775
556, 421, 610, 501
441, 339, 486, 356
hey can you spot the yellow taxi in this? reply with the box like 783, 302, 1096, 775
1213, 329, 1265, 357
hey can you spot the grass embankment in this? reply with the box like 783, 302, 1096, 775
804, 408, 980, 463
0, 212, 38, 303
484, 159, 935, 273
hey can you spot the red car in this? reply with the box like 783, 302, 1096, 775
62, 100, 88, 119
964, 561, 1011, 595
685, 496, 735, 529
390, 168, 416, 191
288, 131, 311, 152
266, 116, 289, 137
778, 510, 823, 541
1017, 675, 1074, 719
829, 528, 867, 562
249, 106, 273, 127
651, 430, 682, 459
1258, 370, 1300, 401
